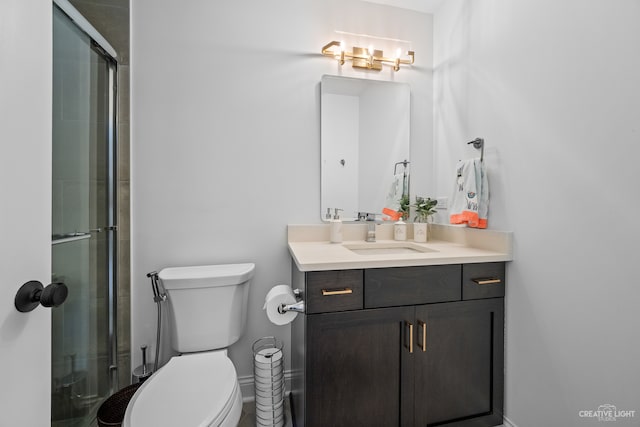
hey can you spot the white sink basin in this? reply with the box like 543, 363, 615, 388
343, 242, 438, 256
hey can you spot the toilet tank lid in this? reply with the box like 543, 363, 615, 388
158, 263, 255, 289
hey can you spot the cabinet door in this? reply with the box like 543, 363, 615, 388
306, 307, 414, 427
414, 299, 504, 427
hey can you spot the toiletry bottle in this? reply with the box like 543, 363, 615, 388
394, 218, 407, 241
330, 208, 343, 243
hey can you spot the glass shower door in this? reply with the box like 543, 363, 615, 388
51, 6, 117, 426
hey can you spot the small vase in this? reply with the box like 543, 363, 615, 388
394, 219, 407, 241
413, 222, 428, 242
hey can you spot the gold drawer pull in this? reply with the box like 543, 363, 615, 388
404, 321, 414, 353
417, 320, 427, 352
472, 278, 502, 285
321, 288, 353, 296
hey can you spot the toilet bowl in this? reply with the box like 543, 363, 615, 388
123, 263, 254, 427
123, 351, 242, 427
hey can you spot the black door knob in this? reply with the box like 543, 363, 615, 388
40, 282, 68, 308
15, 281, 69, 312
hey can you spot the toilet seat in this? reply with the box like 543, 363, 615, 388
123, 351, 242, 427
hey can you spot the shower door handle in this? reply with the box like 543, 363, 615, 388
91, 225, 118, 232
88, 225, 117, 233
15, 281, 69, 312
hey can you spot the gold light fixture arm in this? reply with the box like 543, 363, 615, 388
322, 41, 345, 65
321, 40, 414, 72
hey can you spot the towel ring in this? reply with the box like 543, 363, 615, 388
394, 159, 410, 175
467, 138, 484, 162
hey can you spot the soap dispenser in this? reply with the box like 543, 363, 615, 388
330, 208, 343, 243
394, 217, 407, 241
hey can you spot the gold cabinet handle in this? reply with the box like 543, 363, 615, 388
404, 321, 414, 353
417, 320, 426, 352
471, 277, 502, 285
321, 288, 353, 296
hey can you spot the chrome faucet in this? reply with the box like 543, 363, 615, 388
358, 212, 379, 242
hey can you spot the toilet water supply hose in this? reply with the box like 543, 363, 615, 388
146, 271, 166, 372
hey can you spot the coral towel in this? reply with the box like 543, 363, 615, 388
449, 158, 489, 228
382, 173, 404, 220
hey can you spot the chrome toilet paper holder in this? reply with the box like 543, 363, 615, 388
279, 288, 305, 314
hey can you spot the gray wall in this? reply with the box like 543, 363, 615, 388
434, 1, 640, 426
131, 0, 433, 383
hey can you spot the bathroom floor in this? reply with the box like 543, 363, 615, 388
238, 397, 293, 427
238, 398, 506, 427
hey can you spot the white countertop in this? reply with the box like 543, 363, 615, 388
288, 223, 513, 272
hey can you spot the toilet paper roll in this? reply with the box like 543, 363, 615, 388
263, 284, 298, 326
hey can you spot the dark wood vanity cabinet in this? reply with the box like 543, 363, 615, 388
413, 298, 504, 427
305, 306, 412, 426
290, 262, 505, 427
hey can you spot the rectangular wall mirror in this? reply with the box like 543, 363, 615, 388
321, 75, 411, 221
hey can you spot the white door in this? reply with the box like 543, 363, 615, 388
0, 1, 53, 425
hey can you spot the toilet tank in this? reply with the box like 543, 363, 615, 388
158, 263, 255, 353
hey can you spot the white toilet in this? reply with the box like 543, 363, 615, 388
123, 263, 255, 427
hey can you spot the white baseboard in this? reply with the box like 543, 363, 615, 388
238, 370, 293, 403
503, 415, 518, 427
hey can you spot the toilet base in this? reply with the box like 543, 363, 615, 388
219, 382, 242, 427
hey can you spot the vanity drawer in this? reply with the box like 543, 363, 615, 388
305, 270, 364, 314
463, 262, 505, 300
364, 265, 461, 308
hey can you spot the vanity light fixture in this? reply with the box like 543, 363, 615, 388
321, 40, 414, 72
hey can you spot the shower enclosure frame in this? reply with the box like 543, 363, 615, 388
52, 0, 120, 422
103, 42, 119, 395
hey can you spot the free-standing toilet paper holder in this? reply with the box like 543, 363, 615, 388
278, 288, 305, 314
